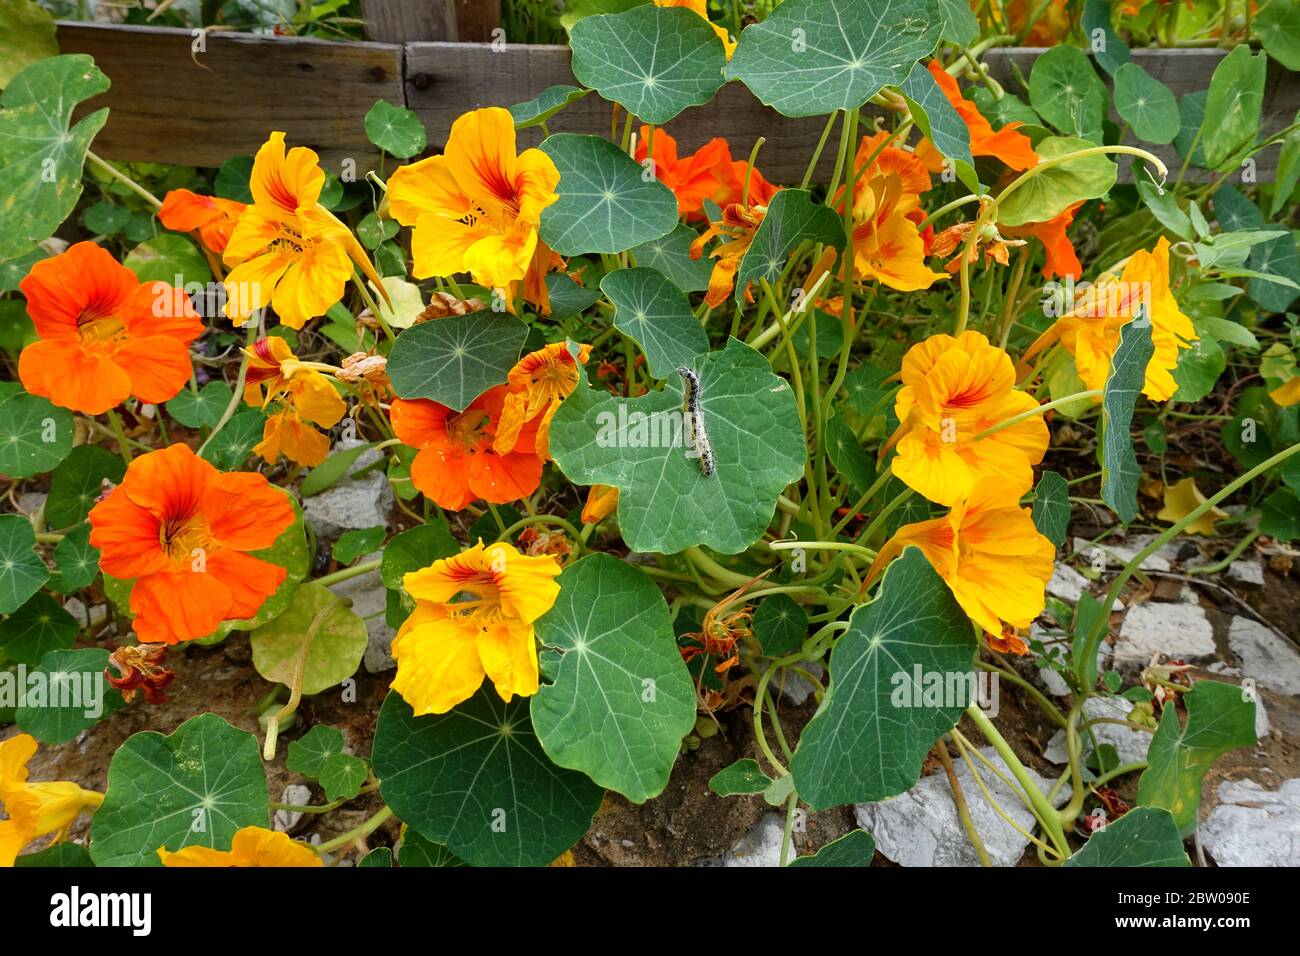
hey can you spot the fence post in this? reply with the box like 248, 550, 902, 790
359, 0, 501, 42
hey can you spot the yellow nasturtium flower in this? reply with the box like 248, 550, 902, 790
654, 0, 736, 58
223, 132, 385, 329
868, 478, 1056, 637
1156, 477, 1229, 536
158, 826, 322, 867
495, 342, 593, 460
1, 734, 104, 867
1020, 237, 1197, 402
391, 541, 562, 715
243, 336, 347, 467
387, 108, 561, 303
885, 330, 1049, 507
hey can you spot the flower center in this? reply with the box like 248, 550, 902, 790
77, 312, 126, 348
447, 409, 492, 454
159, 511, 214, 565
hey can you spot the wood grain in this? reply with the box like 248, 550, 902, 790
57, 22, 404, 175
360, 0, 455, 42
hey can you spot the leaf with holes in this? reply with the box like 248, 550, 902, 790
0, 55, 109, 262
531, 554, 696, 803
249, 583, 367, 696
601, 267, 709, 379
549, 338, 805, 554
372, 689, 603, 867
1099, 316, 1153, 524
539, 133, 678, 255
725, 0, 943, 118
388, 311, 527, 411
1064, 807, 1189, 867
789, 548, 978, 810
736, 189, 845, 304
89, 713, 268, 867
570, 6, 727, 124
1137, 680, 1256, 836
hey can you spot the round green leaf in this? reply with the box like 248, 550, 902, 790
571, 5, 727, 124
45, 444, 126, 529
380, 521, 460, 590
0, 388, 74, 477
708, 758, 772, 796
16, 646, 126, 744
1028, 45, 1107, 142
725, 0, 942, 118
0, 514, 48, 614
0, 591, 77, 664
373, 688, 603, 867
365, 99, 426, 159
736, 188, 846, 303
549, 338, 805, 554
601, 267, 710, 379
539, 133, 678, 255
397, 828, 466, 867
531, 554, 696, 803
0, 0, 58, 88
83, 201, 130, 236
752, 593, 809, 657
1064, 806, 1189, 867
332, 526, 386, 566
199, 405, 266, 470
509, 84, 591, 129
165, 381, 233, 430
388, 311, 528, 412
1113, 63, 1179, 145
996, 136, 1116, 228
319, 752, 368, 801
50, 523, 98, 593
1256, 0, 1300, 70
1031, 470, 1069, 548
788, 828, 876, 867
631, 223, 713, 293
286, 724, 346, 778
0, 54, 109, 261
124, 233, 212, 287
789, 548, 979, 810
90, 713, 269, 867
1171, 335, 1225, 404
249, 582, 367, 696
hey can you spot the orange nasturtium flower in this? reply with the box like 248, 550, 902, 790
1271, 376, 1300, 406
1002, 201, 1083, 280
158, 189, 247, 254
867, 478, 1055, 637
391, 387, 544, 511
88, 444, 297, 645
653, 0, 736, 58
0, 734, 104, 867
582, 484, 620, 525
635, 126, 777, 220
691, 202, 767, 307
1020, 237, 1196, 402
495, 342, 593, 460
918, 60, 1038, 172
885, 331, 1049, 507
391, 541, 562, 714
841, 133, 947, 292
387, 107, 561, 310
158, 826, 321, 868
989, 0, 1071, 47
18, 242, 202, 416
242, 336, 346, 467
223, 131, 384, 330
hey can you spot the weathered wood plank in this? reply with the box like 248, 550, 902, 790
360, 0, 455, 42
57, 22, 404, 175
451, 0, 503, 43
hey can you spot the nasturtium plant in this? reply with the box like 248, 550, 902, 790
0, 0, 1293, 877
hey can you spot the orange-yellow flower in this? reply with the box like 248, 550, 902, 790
1002, 201, 1083, 280
691, 202, 767, 307
1, 734, 103, 867
917, 60, 1038, 172
885, 331, 1049, 506
1271, 376, 1300, 406
158, 189, 247, 254
88, 444, 297, 645
989, 0, 1071, 47
930, 220, 1020, 273
867, 478, 1055, 636
849, 178, 947, 292
157, 826, 321, 867
635, 126, 777, 220
18, 242, 202, 415
391, 541, 562, 714
1020, 237, 1196, 402
391, 387, 544, 511
495, 342, 593, 460
582, 484, 619, 525
387, 108, 560, 304
654, 0, 736, 58
223, 132, 383, 329
242, 336, 346, 467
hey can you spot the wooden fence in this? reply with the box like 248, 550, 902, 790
57, 20, 1297, 184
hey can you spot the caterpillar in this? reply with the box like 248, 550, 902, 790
676, 366, 716, 477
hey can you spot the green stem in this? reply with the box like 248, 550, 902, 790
313, 558, 382, 588
972, 389, 1101, 441
314, 805, 394, 856
86, 151, 163, 209
197, 323, 258, 457
106, 408, 133, 465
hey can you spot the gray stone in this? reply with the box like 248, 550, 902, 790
1227, 617, 1300, 696
1047, 564, 1123, 610
763, 660, 825, 707
1226, 560, 1264, 587
1035, 623, 1109, 697
1073, 535, 1178, 573
273, 784, 313, 832
1201, 778, 1300, 867
1044, 695, 1151, 766
715, 812, 786, 867
301, 441, 394, 542
854, 746, 1069, 867
1206, 661, 1243, 678
16, 491, 46, 516
63, 597, 107, 630
1113, 602, 1216, 668
327, 552, 396, 674
1255, 698, 1270, 740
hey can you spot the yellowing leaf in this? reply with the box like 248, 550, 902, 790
1156, 477, 1228, 536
